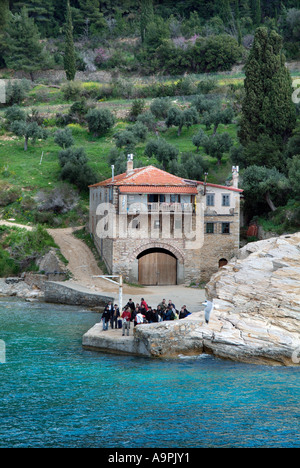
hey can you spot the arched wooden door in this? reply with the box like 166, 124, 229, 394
138, 249, 177, 285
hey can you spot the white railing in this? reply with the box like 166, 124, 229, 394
123, 202, 193, 214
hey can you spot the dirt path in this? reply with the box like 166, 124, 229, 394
46, 227, 149, 295
0, 220, 33, 231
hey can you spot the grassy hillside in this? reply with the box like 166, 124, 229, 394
0, 69, 299, 233
0, 73, 242, 226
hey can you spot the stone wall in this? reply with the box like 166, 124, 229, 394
44, 281, 114, 308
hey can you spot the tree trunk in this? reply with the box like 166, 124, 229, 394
265, 191, 276, 212
213, 123, 219, 136
24, 136, 28, 151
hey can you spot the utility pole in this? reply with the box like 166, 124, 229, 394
92, 275, 123, 311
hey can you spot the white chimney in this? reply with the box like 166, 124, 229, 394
232, 166, 239, 188
127, 154, 134, 174
111, 165, 115, 182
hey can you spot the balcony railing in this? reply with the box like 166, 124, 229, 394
122, 202, 194, 214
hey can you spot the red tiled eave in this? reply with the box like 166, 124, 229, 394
119, 186, 198, 194
197, 181, 243, 193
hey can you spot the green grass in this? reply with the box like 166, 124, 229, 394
0, 224, 61, 275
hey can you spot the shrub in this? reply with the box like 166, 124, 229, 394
150, 97, 171, 119
145, 138, 179, 169
5, 79, 31, 106
114, 130, 137, 153
129, 99, 145, 121
0, 249, 19, 276
130, 121, 148, 142
58, 147, 97, 191
85, 108, 115, 137
4, 105, 26, 125
0, 182, 22, 207
137, 111, 156, 131
0, 225, 57, 272
54, 128, 74, 149
61, 81, 84, 101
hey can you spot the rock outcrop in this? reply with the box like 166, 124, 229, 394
84, 233, 300, 366
203, 233, 300, 365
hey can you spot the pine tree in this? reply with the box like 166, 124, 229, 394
3, 7, 51, 80
11, 0, 57, 37
239, 27, 296, 168
0, 0, 10, 28
64, 0, 76, 81
140, 0, 154, 43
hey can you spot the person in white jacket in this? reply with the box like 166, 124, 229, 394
135, 311, 144, 325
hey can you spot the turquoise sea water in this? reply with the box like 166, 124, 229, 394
0, 298, 299, 449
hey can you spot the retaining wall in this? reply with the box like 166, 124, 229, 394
44, 281, 114, 308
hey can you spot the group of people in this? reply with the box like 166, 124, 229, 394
101, 298, 191, 336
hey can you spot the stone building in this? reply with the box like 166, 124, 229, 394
89, 156, 243, 285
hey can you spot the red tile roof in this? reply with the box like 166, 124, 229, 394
89, 166, 197, 188
89, 165, 243, 193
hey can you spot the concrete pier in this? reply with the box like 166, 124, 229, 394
82, 323, 150, 357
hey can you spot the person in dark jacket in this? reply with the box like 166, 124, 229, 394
110, 304, 120, 329
125, 298, 135, 312
165, 305, 175, 321
179, 306, 189, 319
102, 303, 112, 330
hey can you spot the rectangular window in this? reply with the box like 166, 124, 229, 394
206, 193, 215, 206
222, 222, 230, 234
222, 194, 230, 206
206, 223, 214, 234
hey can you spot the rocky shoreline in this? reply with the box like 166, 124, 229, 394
0, 278, 44, 301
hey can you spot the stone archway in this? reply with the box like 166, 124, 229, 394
132, 242, 185, 264
130, 242, 185, 285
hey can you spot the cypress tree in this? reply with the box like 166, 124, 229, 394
254, 0, 261, 26
64, 0, 76, 81
239, 27, 296, 168
215, 0, 232, 24
140, 0, 154, 43
0, 0, 10, 66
